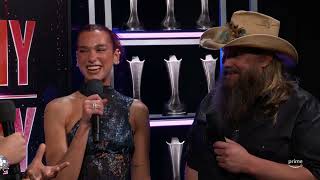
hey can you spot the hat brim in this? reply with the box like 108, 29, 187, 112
200, 28, 298, 63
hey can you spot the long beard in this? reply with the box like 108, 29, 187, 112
213, 67, 265, 127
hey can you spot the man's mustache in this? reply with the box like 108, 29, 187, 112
223, 67, 240, 75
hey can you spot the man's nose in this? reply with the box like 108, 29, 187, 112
223, 58, 234, 68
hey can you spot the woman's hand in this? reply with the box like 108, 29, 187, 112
80, 94, 107, 127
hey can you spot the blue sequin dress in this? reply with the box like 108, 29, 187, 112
68, 86, 134, 180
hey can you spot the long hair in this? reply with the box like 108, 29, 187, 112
258, 56, 295, 123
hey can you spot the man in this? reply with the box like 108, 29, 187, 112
185, 10, 320, 180
0, 133, 69, 180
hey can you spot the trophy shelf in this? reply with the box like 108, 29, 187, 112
116, 31, 203, 46
149, 113, 195, 127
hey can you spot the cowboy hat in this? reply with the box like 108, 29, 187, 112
199, 10, 298, 63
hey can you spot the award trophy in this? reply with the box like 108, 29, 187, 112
196, 0, 213, 30
166, 137, 185, 180
201, 54, 217, 93
161, 0, 180, 30
126, 0, 143, 31
127, 56, 145, 99
163, 55, 186, 115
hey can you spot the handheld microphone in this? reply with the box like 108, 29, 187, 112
206, 111, 226, 146
85, 79, 104, 143
0, 100, 21, 179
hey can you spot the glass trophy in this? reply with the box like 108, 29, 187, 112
126, 0, 144, 31
163, 55, 186, 115
127, 56, 145, 99
201, 54, 217, 93
161, 0, 180, 30
167, 137, 184, 180
196, 0, 213, 30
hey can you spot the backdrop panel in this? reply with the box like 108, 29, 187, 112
0, 0, 70, 171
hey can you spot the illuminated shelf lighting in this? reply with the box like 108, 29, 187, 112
116, 31, 203, 46
0, 94, 38, 100
116, 32, 203, 39
150, 119, 194, 127
120, 39, 200, 46
149, 113, 195, 127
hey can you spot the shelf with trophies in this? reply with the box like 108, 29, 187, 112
109, 0, 220, 46
105, 0, 222, 126
122, 48, 219, 127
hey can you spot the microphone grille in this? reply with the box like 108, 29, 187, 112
0, 100, 16, 123
85, 79, 104, 97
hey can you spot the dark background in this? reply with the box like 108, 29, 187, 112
1, 0, 319, 179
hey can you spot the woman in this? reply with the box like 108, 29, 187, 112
44, 24, 150, 180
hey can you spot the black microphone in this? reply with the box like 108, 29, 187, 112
84, 79, 104, 143
0, 100, 21, 179
206, 111, 226, 146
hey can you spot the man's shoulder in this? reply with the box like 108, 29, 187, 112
291, 85, 320, 105
283, 85, 320, 122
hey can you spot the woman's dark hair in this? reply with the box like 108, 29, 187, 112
76, 24, 121, 52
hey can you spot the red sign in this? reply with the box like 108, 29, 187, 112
0, 20, 36, 86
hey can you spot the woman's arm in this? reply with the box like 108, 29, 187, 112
184, 165, 198, 180
44, 94, 105, 180
44, 99, 90, 180
130, 100, 151, 180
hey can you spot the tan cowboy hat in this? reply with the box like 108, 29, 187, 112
200, 10, 298, 63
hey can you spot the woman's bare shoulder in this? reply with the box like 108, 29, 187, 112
45, 92, 81, 116
131, 99, 148, 112
44, 92, 85, 134
129, 100, 149, 131
46, 94, 70, 110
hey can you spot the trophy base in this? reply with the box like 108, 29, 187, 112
196, 25, 212, 30
163, 103, 187, 116
196, 19, 213, 30
161, 21, 181, 31
126, 27, 144, 31
125, 22, 144, 31
161, 26, 181, 31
